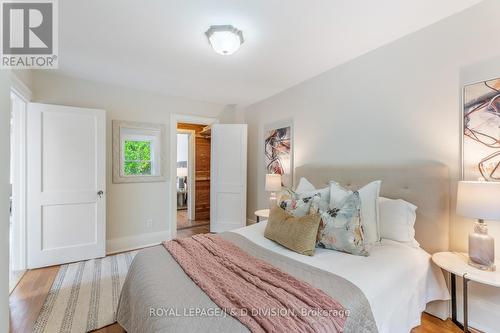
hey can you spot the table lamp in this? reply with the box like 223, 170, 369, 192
457, 181, 500, 271
265, 174, 282, 208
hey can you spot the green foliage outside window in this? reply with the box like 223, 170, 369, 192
124, 140, 152, 175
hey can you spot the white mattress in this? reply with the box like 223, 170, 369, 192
233, 221, 450, 333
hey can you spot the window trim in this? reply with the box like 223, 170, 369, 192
112, 120, 167, 183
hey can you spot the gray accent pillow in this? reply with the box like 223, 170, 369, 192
329, 180, 381, 244
317, 191, 368, 256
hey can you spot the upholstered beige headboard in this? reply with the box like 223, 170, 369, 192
295, 162, 450, 254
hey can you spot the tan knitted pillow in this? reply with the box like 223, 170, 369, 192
264, 206, 321, 256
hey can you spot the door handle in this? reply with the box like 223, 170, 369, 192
97, 190, 104, 198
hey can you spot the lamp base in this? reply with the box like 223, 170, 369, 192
269, 192, 277, 209
468, 219, 495, 271
468, 259, 496, 271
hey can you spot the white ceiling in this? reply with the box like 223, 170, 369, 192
58, 0, 483, 106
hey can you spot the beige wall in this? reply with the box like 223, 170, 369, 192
244, 1, 500, 330
218, 105, 246, 124
0, 71, 11, 333
12, 70, 33, 90
31, 71, 225, 252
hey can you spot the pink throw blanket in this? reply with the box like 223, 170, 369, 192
163, 234, 346, 333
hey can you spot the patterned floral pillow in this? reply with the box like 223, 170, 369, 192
277, 189, 321, 217
317, 191, 368, 256
295, 177, 330, 211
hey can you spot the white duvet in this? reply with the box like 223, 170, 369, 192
233, 222, 450, 333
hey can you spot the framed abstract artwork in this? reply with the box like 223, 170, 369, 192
463, 78, 500, 181
264, 120, 293, 188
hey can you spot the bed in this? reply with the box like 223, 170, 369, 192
117, 163, 451, 333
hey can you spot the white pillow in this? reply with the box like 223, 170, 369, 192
329, 181, 381, 244
295, 177, 316, 193
379, 197, 419, 247
295, 177, 330, 210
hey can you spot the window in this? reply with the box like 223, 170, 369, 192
120, 131, 159, 177
112, 120, 166, 183
124, 140, 152, 175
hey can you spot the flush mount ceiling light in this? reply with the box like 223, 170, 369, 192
205, 25, 244, 55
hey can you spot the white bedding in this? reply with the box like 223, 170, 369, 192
233, 221, 450, 333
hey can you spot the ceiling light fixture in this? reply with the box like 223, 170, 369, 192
205, 25, 244, 55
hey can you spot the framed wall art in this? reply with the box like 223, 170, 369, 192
264, 120, 293, 188
463, 78, 500, 181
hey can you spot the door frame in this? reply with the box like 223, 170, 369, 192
9, 74, 31, 288
169, 114, 218, 238
176, 129, 196, 221
9, 87, 29, 279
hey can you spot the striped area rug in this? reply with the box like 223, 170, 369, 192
33, 251, 137, 333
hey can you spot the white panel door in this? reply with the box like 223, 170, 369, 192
210, 124, 247, 232
27, 103, 106, 268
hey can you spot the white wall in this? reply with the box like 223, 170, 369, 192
244, 0, 500, 331
31, 71, 225, 253
0, 71, 11, 333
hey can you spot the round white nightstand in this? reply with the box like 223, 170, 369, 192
432, 252, 500, 332
254, 209, 270, 223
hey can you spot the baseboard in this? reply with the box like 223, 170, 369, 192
106, 230, 171, 255
247, 218, 257, 225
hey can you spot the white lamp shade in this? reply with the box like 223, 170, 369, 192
265, 174, 282, 192
177, 167, 188, 178
457, 181, 500, 220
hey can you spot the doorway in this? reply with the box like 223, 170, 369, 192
176, 123, 211, 236
9, 89, 27, 292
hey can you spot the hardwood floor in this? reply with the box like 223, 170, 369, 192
412, 314, 462, 333
177, 224, 210, 238
9, 222, 459, 333
9, 265, 59, 333
177, 210, 209, 230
